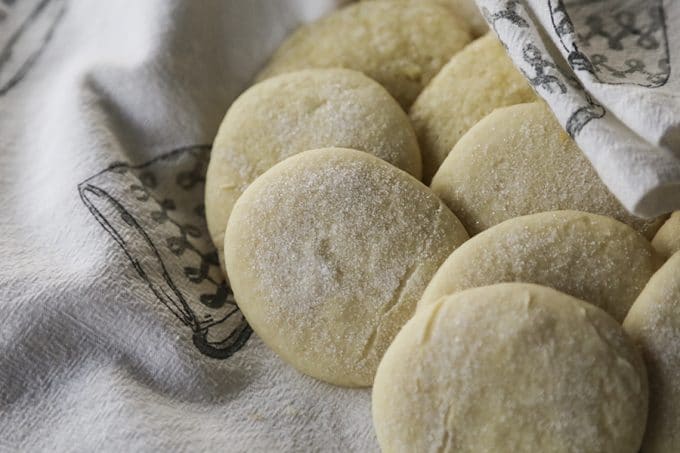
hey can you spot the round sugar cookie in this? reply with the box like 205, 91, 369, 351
362, 0, 488, 37
205, 69, 422, 266
373, 283, 648, 453
431, 102, 664, 237
256, 1, 472, 108
419, 211, 661, 322
652, 212, 680, 259
410, 33, 536, 182
224, 148, 469, 387
624, 252, 680, 452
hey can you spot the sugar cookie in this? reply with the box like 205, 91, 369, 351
651, 212, 680, 259
624, 251, 680, 452
363, 0, 488, 36
410, 33, 535, 182
431, 102, 664, 237
224, 148, 468, 387
374, 283, 648, 453
419, 211, 661, 322
256, 1, 472, 108
205, 69, 422, 267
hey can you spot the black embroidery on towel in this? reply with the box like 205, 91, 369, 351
0, 0, 67, 95
78, 145, 252, 360
520, 43, 568, 94
565, 92, 605, 137
482, 0, 529, 35
548, 0, 670, 87
484, 0, 608, 138
519, 40, 605, 137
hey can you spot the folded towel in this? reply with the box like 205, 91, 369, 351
480, 0, 680, 217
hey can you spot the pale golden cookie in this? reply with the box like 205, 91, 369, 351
419, 211, 661, 322
363, 0, 488, 36
651, 212, 680, 259
410, 33, 535, 182
257, 1, 472, 108
624, 252, 680, 453
431, 102, 664, 237
374, 283, 648, 453
205, 69, 422, 267
225, 148, 468, 387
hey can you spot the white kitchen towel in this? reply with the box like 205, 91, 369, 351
0, 1, 376, 452
479, 0, 680, 218
0, 0, 678, 452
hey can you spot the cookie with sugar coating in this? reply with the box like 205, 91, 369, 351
624, 252, 680, 453
224, 148, 469, 387
419, 210, 662, 322
651, 211, 680, 259
410, 33, 536, 182
362, 0, 488, 36
374, 283, 648, 453
205, 69, 422, 269
431, 102, 664, 237
256, 1, 472, 108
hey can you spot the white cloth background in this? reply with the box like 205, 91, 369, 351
0, 1, 375, 452
1, 0, 678, 452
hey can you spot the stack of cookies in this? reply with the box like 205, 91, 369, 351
204, 1, 678, 451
